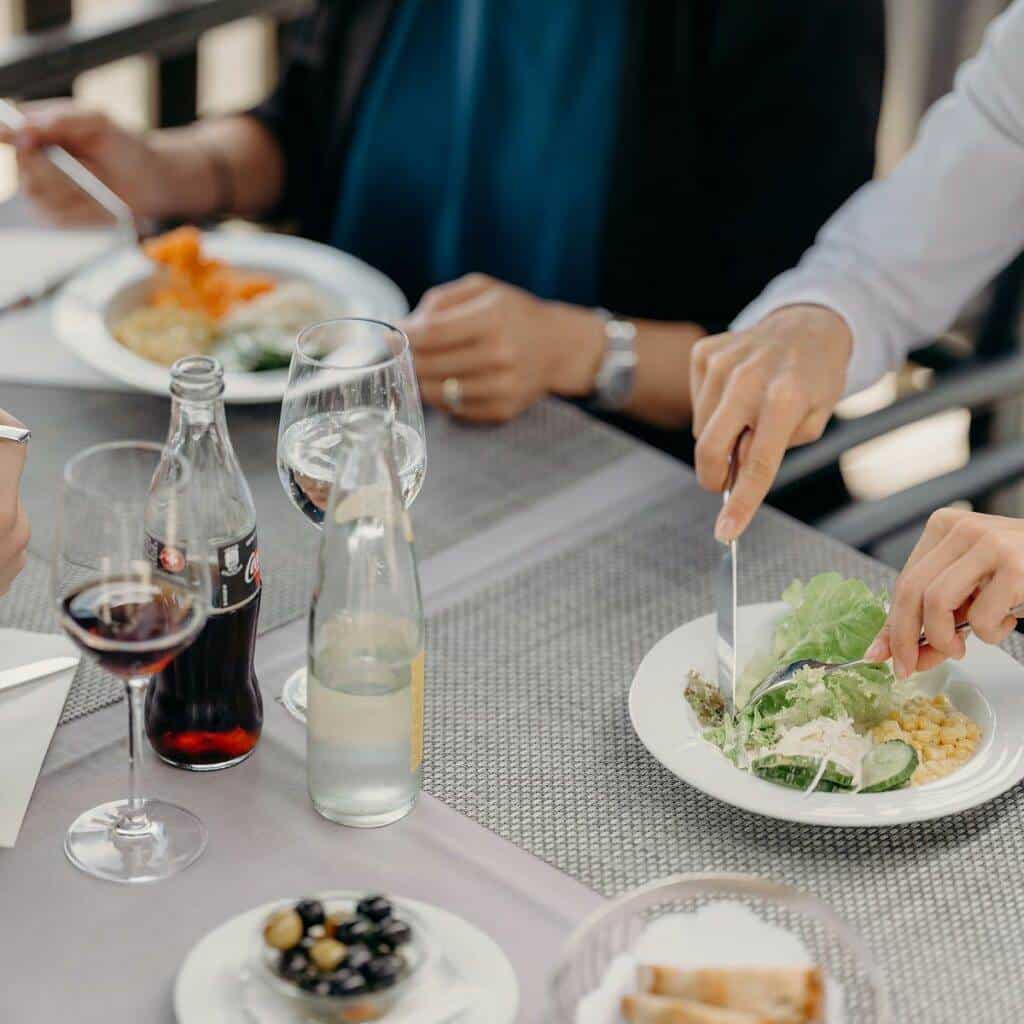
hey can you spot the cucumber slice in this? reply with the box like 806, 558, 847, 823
752, 754, 854, 791
860, 739, 918, 793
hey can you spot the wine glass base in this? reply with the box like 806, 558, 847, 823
64, 798, 208, 884
280, 666, 308, 724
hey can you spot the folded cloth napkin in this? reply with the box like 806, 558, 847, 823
0, 628, 79, 847
0, 227, 117, 307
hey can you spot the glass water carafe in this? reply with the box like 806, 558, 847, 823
307, 409, 425, 827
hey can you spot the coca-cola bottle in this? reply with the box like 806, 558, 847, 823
145, 355, 263, 770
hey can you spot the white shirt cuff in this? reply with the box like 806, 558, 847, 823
731, 285, 890, 398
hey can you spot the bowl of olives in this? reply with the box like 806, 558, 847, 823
256, 892, 430, 1022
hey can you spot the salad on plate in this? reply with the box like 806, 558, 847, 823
685, 573, 982, 794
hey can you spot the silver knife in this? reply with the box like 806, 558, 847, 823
715, 437, 744, 714
0, 656, 79, 695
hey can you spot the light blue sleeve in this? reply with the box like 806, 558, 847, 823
732, 0, 1024, 396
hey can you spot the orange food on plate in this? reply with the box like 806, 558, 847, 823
143, 227, 276, 321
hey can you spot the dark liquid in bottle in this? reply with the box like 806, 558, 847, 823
144, 590, 263, 770
61, 576, 200, 678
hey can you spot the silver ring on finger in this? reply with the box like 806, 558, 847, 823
442, 376, 463, 411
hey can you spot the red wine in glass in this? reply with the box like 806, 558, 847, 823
60, 574, 204, 678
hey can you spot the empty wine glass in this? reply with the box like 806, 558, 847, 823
275, 319, 426, 719
277, 318, 426, 522
52, 441, 211, 883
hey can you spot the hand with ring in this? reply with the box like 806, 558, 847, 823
441, 376, 463, 411
403, 273, 602, 423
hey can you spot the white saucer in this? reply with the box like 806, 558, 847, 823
629, 601, 1024, 827
175, 892, 519, 1023
279, 666, 307, 725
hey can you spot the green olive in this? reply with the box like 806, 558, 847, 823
263, 908, 303, 950
310, 937, 348, 972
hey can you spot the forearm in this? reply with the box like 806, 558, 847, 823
547, 304, 704, 429
147, 115, 285, 221
734, 1, 1024, 397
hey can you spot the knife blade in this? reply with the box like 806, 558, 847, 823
0, 656, 79, 695
715, 436, 744, 714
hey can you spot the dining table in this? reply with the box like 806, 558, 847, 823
2, 202, 1024, 1024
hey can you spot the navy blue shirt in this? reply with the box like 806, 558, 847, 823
331, 0, 627, 307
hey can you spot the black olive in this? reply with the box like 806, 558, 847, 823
341, 944, 373, 972
328, 969, 369, 997
297, 972, 322, 992
278, 947, 311, 979
377, 919, 413, 947
364, 953, 405, 991
294, 899, 326, 931
356, 895, 393, 923
336, 917, 375, 945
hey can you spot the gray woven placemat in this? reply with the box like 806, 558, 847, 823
257, 399, 636, 635
423, 481, 1024, 1024
0, 393, 632, 724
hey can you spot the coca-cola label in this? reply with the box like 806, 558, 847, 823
146, 528, 261, 610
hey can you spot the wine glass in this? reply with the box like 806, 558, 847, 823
277, 318, 426, 521
275, 318, 426, 718
52, 441, 211, 883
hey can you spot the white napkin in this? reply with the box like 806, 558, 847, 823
0, 628, 79, 847
0, 228, 116, 306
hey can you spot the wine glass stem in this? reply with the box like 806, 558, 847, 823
118, 677, 152, 836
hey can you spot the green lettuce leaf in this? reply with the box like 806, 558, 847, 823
738, 572, 889, 705
703, 703, 778, 765
767, 663, 901, 731
773, 572, 887, 664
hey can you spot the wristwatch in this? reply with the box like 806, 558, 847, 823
592, 308, 638, 411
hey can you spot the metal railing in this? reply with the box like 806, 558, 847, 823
1, 0, 313, 122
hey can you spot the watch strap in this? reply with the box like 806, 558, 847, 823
592, 308, 638, 411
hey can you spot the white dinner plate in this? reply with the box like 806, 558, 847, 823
629, 601, 1024, 827
53, 231, 409, 404
174, 891, 519, 1024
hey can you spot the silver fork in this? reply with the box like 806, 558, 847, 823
746, 601, 1024, 708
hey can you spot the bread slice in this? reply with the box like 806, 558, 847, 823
636, 966, 823, 1022
621, 992, 788, 1024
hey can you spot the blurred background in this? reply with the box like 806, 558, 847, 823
0, 0, 1021, 567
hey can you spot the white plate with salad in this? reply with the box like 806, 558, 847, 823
53, 228, 408, 404
629, 573, 1024, 826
